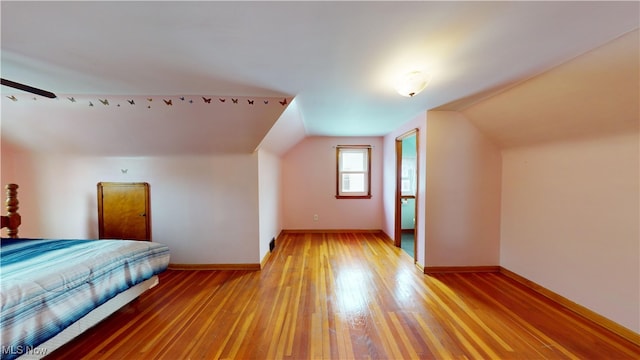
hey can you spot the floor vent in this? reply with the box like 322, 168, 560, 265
269, 237, 276, 252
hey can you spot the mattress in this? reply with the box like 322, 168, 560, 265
0, 238, 170, 360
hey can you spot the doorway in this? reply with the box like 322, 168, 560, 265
394, 129, 418, 261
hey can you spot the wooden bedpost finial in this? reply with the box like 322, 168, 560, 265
5, 183, 21, 238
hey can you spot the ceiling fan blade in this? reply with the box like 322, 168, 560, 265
1, 78, 57, 98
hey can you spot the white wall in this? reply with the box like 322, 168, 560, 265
425, 111, 502, 267
254, 97, 303, 261
258, 149, 282, 262
1, 147, 261, 265
501, 132, 640, 333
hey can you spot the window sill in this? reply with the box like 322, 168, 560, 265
335, 195, 372, 199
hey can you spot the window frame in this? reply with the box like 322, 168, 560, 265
335, 145, 372, 199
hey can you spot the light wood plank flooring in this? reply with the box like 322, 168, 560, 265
48, 232, 640, 359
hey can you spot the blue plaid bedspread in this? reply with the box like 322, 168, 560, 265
0, 238, 170, 359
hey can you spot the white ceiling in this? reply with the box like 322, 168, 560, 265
1, 1, 639, 145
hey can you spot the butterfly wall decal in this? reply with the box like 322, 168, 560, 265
4, 94, 291, 111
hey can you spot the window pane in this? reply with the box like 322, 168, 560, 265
401, 179, 411, 193
341, 152, 365, 171
342, 173, 365, 192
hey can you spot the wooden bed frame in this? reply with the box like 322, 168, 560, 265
1, 183, 21, 238
0, 183, 162, 359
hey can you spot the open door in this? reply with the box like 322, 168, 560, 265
395, 129, 419, 262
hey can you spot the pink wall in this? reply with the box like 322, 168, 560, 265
1, 142, 42, 235
425, 111, 502, 267
282, 136, 384, 230
258, 149, 283, 261
501, 132, 640, 333
0, 150, 262, 265
382, 113, 427, 265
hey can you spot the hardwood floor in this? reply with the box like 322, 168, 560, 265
48, 232, 639, 359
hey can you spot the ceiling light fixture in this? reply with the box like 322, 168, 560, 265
395, 71, 431, 97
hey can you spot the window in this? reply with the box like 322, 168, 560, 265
401, 157, 416, 196
336, 145, 371, 199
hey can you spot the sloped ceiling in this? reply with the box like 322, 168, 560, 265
1, 1, 639, 156
1, 94, 292, 156
460, 30, 639, 148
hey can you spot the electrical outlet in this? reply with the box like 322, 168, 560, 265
313, 214, 319, 221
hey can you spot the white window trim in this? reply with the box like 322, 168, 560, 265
336, 145, 372, 199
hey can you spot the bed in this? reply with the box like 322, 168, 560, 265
0, 184, 170, 360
